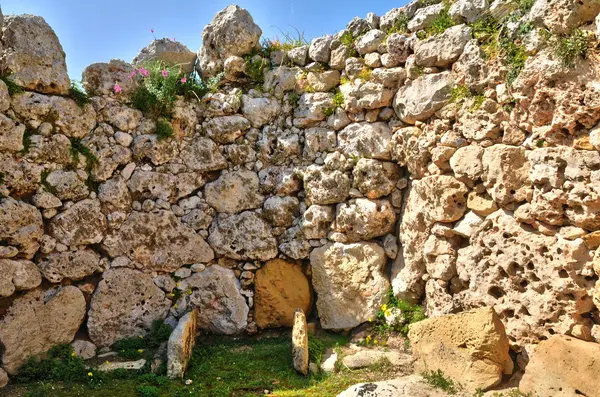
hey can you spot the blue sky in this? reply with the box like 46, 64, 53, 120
2, 0, 408, 80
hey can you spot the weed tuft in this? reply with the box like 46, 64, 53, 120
155, 118, 174, 141
554, 29, 590, 68
0, 74, 24, 96
450, 85, 472, 104
68, 81, 91, 108
422, 369, 458, 394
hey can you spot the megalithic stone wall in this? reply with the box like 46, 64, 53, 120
2, 0, 600, 377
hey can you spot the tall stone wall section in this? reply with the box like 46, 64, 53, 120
2, 0, 600, 377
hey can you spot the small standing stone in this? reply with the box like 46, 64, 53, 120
0, 368, 8, 388
167, 310, 199, 379
292, 309, 309, 376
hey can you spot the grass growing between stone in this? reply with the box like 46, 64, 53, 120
7, 332, 403, 397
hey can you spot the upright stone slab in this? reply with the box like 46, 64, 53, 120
292, 309, 309, 376
167, 310, 198, 379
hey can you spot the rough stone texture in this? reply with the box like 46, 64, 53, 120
133, 39, 196, 73
292, 309, 309, 375
103, 210, 214, 272
48, 199, 107, 246
1, 15, 70, 94
454, 210, 595, 346
82, 60, 137, 97
334, 199, 397, 242
167, 310, 198, 379
481, 145, 530, 207
204, 170, 264, 213
311, 242, 389, 330
338, 375, 448, 397
254, 259, 312, 328
71, 340, 97, 360
179, 266, 249, 334
527, 0, 600, 34
0, 286, 86, 374
88, 268, 171, 347
393, 72, 453, 124
408, 307, 513, 391
0, 198, 44, 259
37, 249, 102, 283
0, 259, 42, 297
338, 122, 392, 160
197, 5, 262, 77
520, 335, 600, 397
180, 137, 228, 172
414, 25, 471, 68
0, 368, 8, 388
303, 165, 351, 205
352, 159, 401, 199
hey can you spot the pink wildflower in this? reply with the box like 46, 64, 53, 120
161, 69, 168, 78
114, 83, 122, 94
139, 67, 149, 77
129, 69, 137, 78
180, 77, 187, 83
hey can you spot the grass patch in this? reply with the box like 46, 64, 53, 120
470, 94, 486, 112
553, 29, 590, 67
357, 67, 372, 82
20, 128, 35, 155
0, 74, 24, 96
112, 320, 173, 360
499, 36, 528, 85
70, 138, 98, 174
155, 118, 174, 141
516, 0, 535, 13
450, 85, 472, 104
425, 5, 455, 37
422, 369, 459, 394
68, 81, 91, 108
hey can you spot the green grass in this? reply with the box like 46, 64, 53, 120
499, 37, 528, 85
70, 138, 99, 173
450, 85, 472, 104
12, 332, 398, 397
470, 95, 485, 112
425, 6, 455, 37
155, 118, 174, 141
0, 74, 24, 96
516, 0, 535, 13
112, 320, 173, 360
422, 369, 459, 394
20, 128, 35, 155
553, 29, 590, 67
68, 81, 91, 108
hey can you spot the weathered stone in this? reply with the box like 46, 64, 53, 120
197, 5, 262, 78
255, 259, 312, 328
353, 159, 401, 199
303, 165, 351, 205
293, 93, 334, 128
44, 170, 89, 201
48, 199, 107, 246
292, 309, 309, 375
71, 340, 97, 360
342, 349, 413, 369
204, 170, 263, 214
481, 145, 530, 207
355, 29, 386, 55
1, 15, 69, 94
167, 310, 198, 379
527, 0, 600, 34
0, 198, 43, 259
308, 35, 333, 63
338, 122, 392, 160
0, 259, 42, 298
88, 268, 171, 347
263, 196, 299, 227
0, 286, 86, 374
415, 25, 471, 68
408, 3, 445, 32
103, 210, 213, 272
37, 250, 102, 283
338, 375, 448, 397
82, 60, 137, 97
179, 266, 249, 334
301, 205, 334, 239
455, 210, 595, 345
180, 137, 227, 172
311, 242, 389, 330
520, 335, 600, 396
449, 0, 489, 23
390, 126, 436, 179
450, 145, 484, 184
287, 45, 308, 66
386, 33, 412, 66
393, 72, 453, 124
334, 199, 397, 242
0, 368, 8, 388
408, 307, 513, 391
133, 39, 196, 73
306, 70, 340, 92
208, 212, 277, 261
0, 114, 25, 152
204, 115, 251, 144
241, 95, 281, 128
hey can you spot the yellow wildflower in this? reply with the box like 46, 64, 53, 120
366, 335, 372, 343
384, 309, 391, 317
139, 335, 144, 339
71, 352, 76, 357
87, 372, 93, 377
381, 304, 388, 311
374, 339, 379, 345
138, 349, 144, 353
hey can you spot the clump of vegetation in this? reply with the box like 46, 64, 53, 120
155, 118, 174, 141
0, 74, 24, 96
136, 385, 160, 397
70, 138, 98, 173
516, 0, 535, 13
388, 12, 410, 34
357, 67, 372, 82
68, 81, 91, 108
323, 91, 345, 117
20, 128, 36, 155
450, 85, 472, 104
287, 91, 300, 108
553, 29, 590, 67
243, 52, 268, 85
340, 30, 355, 47
426, 6, 455, 36
415, 0, 443, 9
15, 345, 88, 384
470, 94, 486, 112
499, 36, 528, 85
470, 15, 501, 42
422, 369, 459, 394
262, 28, 309, 56
112, 320, 173, 360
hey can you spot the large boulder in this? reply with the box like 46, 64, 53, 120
454, 210, 595, 345
196, 5, 262, 78
0, 259, 41, 298
102, 210, 214, 272
204, 170, 264, 214
0, 286, 86, 374
393, 72, 453, 124
527, 0, 600, 34
82, 60, 137, 97
0, 198, 43, 259
1, 15, 70, 94
133, 39, 196, 73
481, 145, 530, 207
520, 335, 600, 396
254, 259, 312, 328
48, 199, 107, 246
208, 211, 277, 261
408, 307, 513, 391
178, 266, 249, 334
333, 199, 397, 242
167, 310, 198, 379
87, 268, 172, 347
310, 242, 389, 330
414, 25, 471, 68
392, 176, 468, 301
